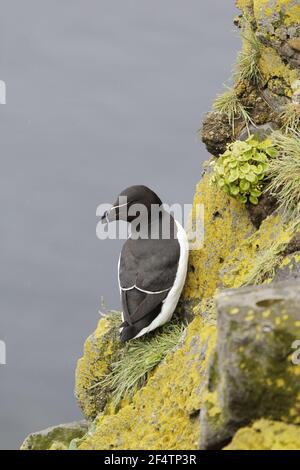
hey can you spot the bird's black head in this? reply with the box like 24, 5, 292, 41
101, 185, 163, 224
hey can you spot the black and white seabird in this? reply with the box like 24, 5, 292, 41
101, 186, 189, 342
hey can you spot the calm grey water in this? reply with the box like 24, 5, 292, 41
0, 0, 239, 449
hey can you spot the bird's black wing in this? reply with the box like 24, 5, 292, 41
119, 236, 180, 342
120, 289, 168, 342
119, 236, 180, 291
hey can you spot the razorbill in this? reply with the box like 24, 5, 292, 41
101, 185, 189, 342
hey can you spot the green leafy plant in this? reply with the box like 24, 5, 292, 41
213, 87, 254, 134
235, 19, 262, 85
91, 322, 185, 407
267, 131, 300, 225
212, 136, 276, 205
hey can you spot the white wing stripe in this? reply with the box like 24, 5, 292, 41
120, 285, 171, 294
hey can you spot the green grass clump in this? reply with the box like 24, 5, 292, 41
92, 322, 185, 407
212, 135, 276, 205
280, 103, 300, 134
243, 237, 289, 286
235, 20, 262, 85
213, 87, 254, 134
212, 18, 261, 135
267, 131, 300, 225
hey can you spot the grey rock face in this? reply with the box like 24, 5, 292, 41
256, 20, 300, 71
261, 89, 290, 113
274, 252, 300, 282
238, 122, 277, 142
199, 280, 300, 449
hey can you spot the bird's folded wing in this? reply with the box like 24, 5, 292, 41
119, 238, 180, 293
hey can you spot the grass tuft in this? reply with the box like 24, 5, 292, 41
91, 321, 186, 407
212, 18, 261, 135
242, 235, 290, 286
235, 20, 262, 85
280, 103, 300, 134
267, 131, 300, 226
213, 87, 254, 134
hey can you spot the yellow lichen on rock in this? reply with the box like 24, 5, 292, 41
253, 0, 300, 26
259, 46, 299, 93
236, 0, 254, 10
77, 317, 217, 450
221, 214, 294, 288
273, 251, 300, 282
237, 0, 300, 25
224, 419, 300, 450
75, 314, 122, 420
182, 172, 254, 301
237, 0, 300, 96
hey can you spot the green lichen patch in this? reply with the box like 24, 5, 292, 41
21, 421, 88, 451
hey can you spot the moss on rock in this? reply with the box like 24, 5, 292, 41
21, 421, 88, 451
